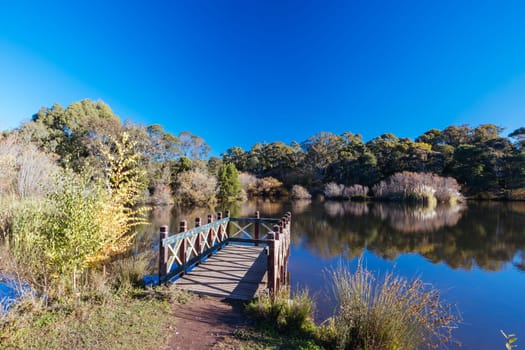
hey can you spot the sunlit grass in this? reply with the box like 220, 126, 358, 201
325, 260, 461, 350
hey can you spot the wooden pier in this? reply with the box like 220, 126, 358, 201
158, 211, 291, 300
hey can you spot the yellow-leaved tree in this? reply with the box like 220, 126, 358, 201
5, 132, 148, 297
88, 132, 148, 265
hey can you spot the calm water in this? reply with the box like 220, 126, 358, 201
3, 200, 523, 348
147, 199, 525, 350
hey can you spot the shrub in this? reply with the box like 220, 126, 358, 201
324, 182, 346, 199
149, 184, 174, 205
326, 261, 460, 350
372, 171, 463, 205
0, 133, 59, 198
2, 133, 148, 298
291, 185, 312, 199
257, 177, 284, 197
343, 184, 369, 199
239, 172, 258, 197
174, 169, 217, 207
238, 173, 285, 197
5, 178, 105, 296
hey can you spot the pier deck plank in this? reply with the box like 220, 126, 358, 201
174, 244, 268, 301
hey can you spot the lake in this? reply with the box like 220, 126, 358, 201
2, 199, 523, 348
146, 199, 525, 350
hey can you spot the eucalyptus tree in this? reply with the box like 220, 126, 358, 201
365, 133, 405, 178
509, 127, 525, 189
179, 131, 210, 160
222, 146, 247, 171
25, 99, 123, 172
509, 127, 525, 150
301, 132, 345, 187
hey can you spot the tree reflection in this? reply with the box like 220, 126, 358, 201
291, 199, 312, 214
142, 200, 525, 272
292, 201, 525, 271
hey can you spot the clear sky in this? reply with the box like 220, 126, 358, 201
1, 0, 525, 154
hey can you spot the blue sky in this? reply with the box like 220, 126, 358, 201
1, 1, 525, 154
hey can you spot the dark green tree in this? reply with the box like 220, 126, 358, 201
217, 163, 243, 202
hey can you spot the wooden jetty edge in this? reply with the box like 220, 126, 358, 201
158, 211, 291, 300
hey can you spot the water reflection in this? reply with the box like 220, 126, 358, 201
141, 199, 525, 350
143, 200, 525, 272
292, 201, 525, 271
291, 199, 312, 214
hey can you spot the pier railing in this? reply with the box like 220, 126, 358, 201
158, 210, 291, 294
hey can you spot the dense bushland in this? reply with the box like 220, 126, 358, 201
223, 126, 525, 197
3, 99, 525, 206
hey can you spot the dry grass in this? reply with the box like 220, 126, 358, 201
246, 287, 315, 333
0, 289, 173, 350
326, 261, 461, 350
508, 188, 525, 200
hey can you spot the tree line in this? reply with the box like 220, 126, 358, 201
2, 99, 525, 204
223, 125, 525, 197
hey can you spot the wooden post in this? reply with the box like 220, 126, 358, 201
158, 225, 169, 284
254, 211, 260, 245
267, 230, 277, 294
283, 213, 291, 287
278, 223, 284, 290
207, 214, 213, 250
195, 217, 202, 255
225, 210, 230, 239
179, 220, 187, 269
216, 212, 223, 245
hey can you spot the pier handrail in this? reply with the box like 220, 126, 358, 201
158, 210, 291, 294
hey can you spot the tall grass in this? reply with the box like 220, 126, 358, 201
111, 251, 154, 291
246, 287, 315, 333
326, 261, 460, 350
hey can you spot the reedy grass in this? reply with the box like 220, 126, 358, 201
246, 287, 316, 333
326, 261, 461, 350
222, 287, 323, 350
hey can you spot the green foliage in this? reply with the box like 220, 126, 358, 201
221, 123, 525, 198
6, 177, 106, 296
217, 163, 243, 202
27, 99, 123, 171
13, 99, 525, 199
101, 132, 147, 207
179, 131, 210, 159
3, 132, 149, 297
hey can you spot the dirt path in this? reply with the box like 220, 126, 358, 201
165, 295, 247, 350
